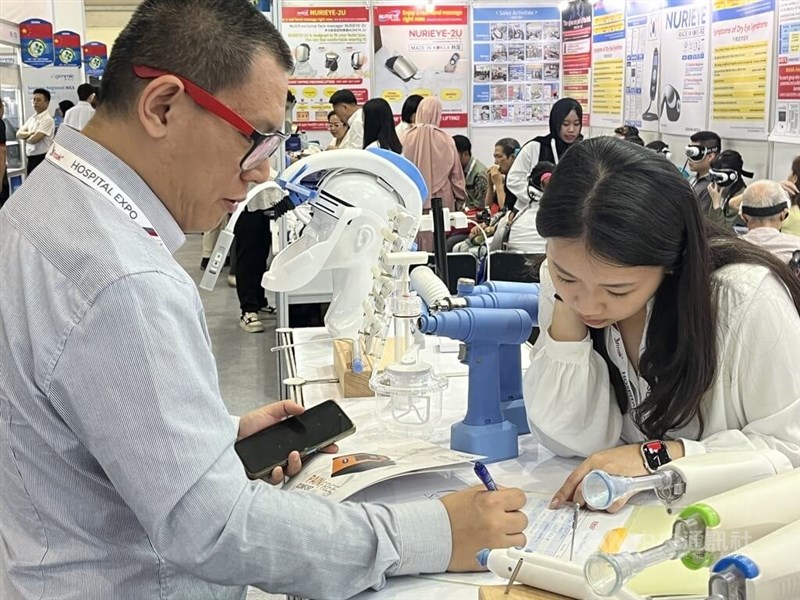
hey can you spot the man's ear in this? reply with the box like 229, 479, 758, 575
136, 77, 184, 140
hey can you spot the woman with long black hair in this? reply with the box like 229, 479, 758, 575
362, 98, 402, 154
524, 137, 800, 509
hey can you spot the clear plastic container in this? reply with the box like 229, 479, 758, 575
371, 362, 447, 440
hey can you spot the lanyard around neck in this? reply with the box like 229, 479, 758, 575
46, 142, 166, 249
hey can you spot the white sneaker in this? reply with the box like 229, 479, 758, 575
240, 312, 264, 333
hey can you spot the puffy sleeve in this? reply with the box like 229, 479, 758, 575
523, 263, 623, 457
681, 268, 800, 466
505, 141, 539, 201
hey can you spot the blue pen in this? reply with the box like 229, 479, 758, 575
474, 461, 497, 491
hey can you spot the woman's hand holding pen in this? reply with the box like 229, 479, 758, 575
440, 485, 528, 572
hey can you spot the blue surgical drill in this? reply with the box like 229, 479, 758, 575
430, 286, 540, 434
417, 307, 533, 462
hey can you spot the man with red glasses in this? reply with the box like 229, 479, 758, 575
0, 1, 526, 599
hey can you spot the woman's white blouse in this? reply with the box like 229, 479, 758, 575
524, 262, 800, 466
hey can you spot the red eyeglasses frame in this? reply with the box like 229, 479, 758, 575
133, 65, 287, 170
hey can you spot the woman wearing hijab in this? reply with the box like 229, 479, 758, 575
401, 96, 466, 211
506, 98, 583, 202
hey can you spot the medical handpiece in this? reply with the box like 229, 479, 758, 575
582, 450, 792, 511
584, 468, 800, 596
706, 520, 800, 600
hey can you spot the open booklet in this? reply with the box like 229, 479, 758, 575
283, 435, 480, 502
285, 438, 707, 598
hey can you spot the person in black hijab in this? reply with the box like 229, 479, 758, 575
506, 98, 583, 199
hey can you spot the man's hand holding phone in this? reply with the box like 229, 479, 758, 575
237, 400, 341, 484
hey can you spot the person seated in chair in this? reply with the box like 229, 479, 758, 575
707, 150, 751, 231
739, 180, 800, 264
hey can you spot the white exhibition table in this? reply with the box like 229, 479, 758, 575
282, 327, 587, 600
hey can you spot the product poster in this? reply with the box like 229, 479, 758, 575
623, 0, 662, 131
471, 4, 561, 126
561, 0, 593, 125
709, 0, 775, 138
53, 31, 82, 68
82, 42, 108, 79
21, 67, 80, 121
281, 4, 371, 131
373, 4, 469, 127
659, 0, 711, 135
772, 0, 800, 141
19, 19, 54, 69
590, 1, 626, 128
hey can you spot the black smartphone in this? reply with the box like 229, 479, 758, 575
234, 400, 356, 479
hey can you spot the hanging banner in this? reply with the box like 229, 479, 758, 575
83, 42, 108, 79
561, 0, 592, 125
373, 4, 469, 127
19, 19, 55, 69
659, 0, 711, 135
54, 31, 82, 68
771, 0, 800, 142
471, 4, 561, 126
590, 0, 626, 128
281, 4, 371, 132
623, 0, 661, 131
709, 0, 775, 138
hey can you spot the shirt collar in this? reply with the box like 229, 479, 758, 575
55, 125, 186, 253
464, 156, 476, 176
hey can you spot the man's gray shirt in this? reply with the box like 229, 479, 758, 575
0, 126, 450, 600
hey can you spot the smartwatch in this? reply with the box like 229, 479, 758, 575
641, 440, 671, 473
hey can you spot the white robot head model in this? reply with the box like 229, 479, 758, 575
263, 149, 426, 340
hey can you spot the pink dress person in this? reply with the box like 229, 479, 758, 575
401, 97, 467, 211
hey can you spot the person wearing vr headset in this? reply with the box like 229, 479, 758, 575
707, 149, 751, 231
496, 160, 555, 255
738, 180, 800, 263
685, 130, 721, 214
523, 137, 800, 512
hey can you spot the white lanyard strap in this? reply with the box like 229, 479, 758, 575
46, 142, 165, 249
608, 324, 650, 409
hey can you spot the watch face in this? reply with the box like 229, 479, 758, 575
642, 441, 670, 470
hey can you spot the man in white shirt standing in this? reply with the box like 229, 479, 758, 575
739, 180, 800, 263
63, 83, 97, 131
16, 88, 56, 174
329, 89, 363, 149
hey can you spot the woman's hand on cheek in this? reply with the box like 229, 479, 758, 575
550, 444, 650, 513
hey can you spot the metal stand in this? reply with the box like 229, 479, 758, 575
430, 197, 449, 287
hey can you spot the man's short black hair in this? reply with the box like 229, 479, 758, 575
329, 89, 357, 106
100, 0, 292, 115
33, 88, 51, 103
690, 130, 721, 151
77, 83, 96, 101
453, 134, 471, 154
